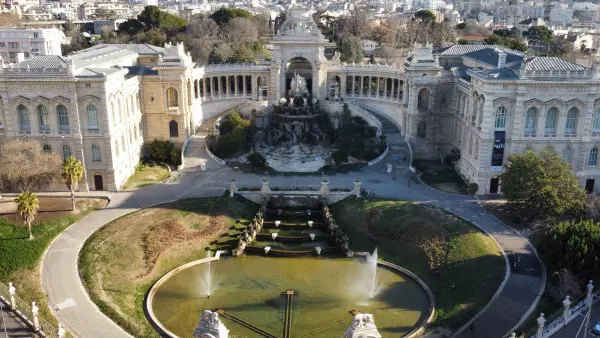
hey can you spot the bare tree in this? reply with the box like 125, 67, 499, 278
221, 17, 259, 42
340, 8, 368, 38
0, 139, 62, 192
187, 17, 219, 39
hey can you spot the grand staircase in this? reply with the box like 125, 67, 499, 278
361, 106, 411, 176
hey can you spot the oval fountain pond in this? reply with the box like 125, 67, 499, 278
149, 256, 430, 337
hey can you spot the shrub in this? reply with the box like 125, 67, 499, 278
210, 109, 251, 158
331, 150, 348, 165
246, 152, 266, 168
467, 183, 479, 194
537, 219, 600, 277
143, 140, 181, 166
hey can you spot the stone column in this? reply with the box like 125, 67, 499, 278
536, 313, 546, 338
261, 176, 271, 196
8, 282, 16, 308
229, 179, 237, 198
320, 179, 329, 196
376, 77, 380, 98
225, 76, 230, 97
360, 76, 364, 97
340, 75, 347, 99
234, 76, 238, 97
202, 79, 207, 99
32, 301, 39, 331
353, 179, 362, 197
243, 75, 247, 96
562, 295, 572, 324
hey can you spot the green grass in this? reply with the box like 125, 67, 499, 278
0, 199, 105, 338
414, 160, 469, 194
123, 163, 170, 190
331, 197, 505, 331
79, 196, 257, 338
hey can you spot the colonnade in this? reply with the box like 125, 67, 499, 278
344, 75, 405, 103
192, 75, 269, 101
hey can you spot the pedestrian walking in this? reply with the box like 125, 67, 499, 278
408, 178, 411, 187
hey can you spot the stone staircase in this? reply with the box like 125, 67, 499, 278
361, 106, 411, 175
183, 112, 228, 172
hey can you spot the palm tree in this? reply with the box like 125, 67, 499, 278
14, 191, 39, 240
62, 156, 84, 211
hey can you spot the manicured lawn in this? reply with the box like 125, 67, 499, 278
414, 160, 469, 194
331, 197, 505, 332
123, 163, 170, 190
79, 196, 257, 338
0, 198, 107, 336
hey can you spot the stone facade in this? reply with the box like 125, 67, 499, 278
2, 9, 600, 195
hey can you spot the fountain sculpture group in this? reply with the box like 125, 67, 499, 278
344, 313, 382, 338
193, 310, 229, 338
232, 201, 267, 257
323, 204, 353, 257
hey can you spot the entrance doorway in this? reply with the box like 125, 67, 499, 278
94, 175, 104, 191
489, 178, 499, 194
586, 179, 595, 193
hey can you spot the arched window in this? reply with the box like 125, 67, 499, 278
43, 144, 52, 153
37, 105, 49, 131
62, 145, 71, 159
594, 108, 600, 133
563, 147, 571, 163
590, 147, 598, 165
417, 121, 426, 138
92, 144, 101, 162
87, 104, 98, 129
417, 88, 429, 110
169, 120, 179, 138
57, 105, 69, 131
524, 107, 538, 135
17, 104, 30, 131
565, 107, 579, 136
494, 106, 507, 131
545, 107, 558, 135
167, 87, 178, 108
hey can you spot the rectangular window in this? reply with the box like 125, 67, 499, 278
8, 52, 16, 58
0, 42, 5, 47
7, 42, 18, 48
33, 32, 38, 38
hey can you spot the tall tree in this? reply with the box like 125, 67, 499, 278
340, 36, 364, 63
414, 10, 436, 24
62, 156, 84, 211
340, 8, 367, 38
0, 140, 61, 192
500, 148, 585, 218
14, 191, 39, 240
209, 7, 251, 26
523, 26, 553, 46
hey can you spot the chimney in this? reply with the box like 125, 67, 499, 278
497, 51, 507, 69
16, 52, 25, 63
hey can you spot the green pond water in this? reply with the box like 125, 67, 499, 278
151, 256, 429, 337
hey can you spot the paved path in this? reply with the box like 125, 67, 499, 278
0, 299, 37, 338
40, 112, 545, 338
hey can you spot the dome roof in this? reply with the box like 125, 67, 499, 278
276, 8, 325, 40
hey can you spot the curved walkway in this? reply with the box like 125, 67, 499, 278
40, 125, 544, 338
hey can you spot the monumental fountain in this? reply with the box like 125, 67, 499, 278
249, 73, 336, 172
147, 196, 434, 338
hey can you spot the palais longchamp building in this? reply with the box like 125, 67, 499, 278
1, 8, 600, 194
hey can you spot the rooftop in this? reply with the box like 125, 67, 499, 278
11, 55, 68, 69
524, 57, 588, 72
77, 44, 164, 56
436, 45, 523, 56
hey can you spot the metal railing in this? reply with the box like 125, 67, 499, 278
0, 282, 62, 337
